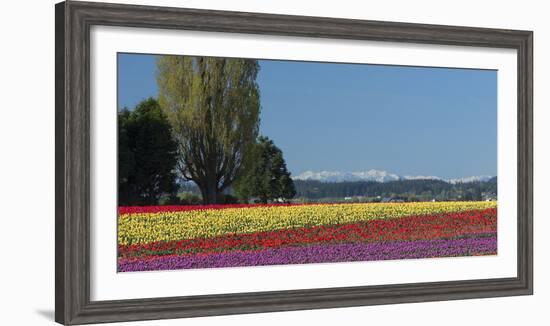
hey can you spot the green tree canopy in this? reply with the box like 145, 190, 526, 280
118, 97, 178, 205
234, 136, 296, 203
156, 55, 261, 204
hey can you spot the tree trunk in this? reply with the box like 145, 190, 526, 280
204, 187, 219, 205
198, 178, 221, 204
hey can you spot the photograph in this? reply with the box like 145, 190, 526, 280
116, 53, 498, 272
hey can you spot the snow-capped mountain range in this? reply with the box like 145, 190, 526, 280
293, 169, 493, 184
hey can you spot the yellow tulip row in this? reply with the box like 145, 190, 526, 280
118, 201, 497, 245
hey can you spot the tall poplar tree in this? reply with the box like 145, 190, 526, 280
156, 56, 261, 204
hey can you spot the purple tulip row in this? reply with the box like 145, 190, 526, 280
118, 233, 497, 272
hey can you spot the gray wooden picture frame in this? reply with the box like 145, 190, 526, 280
55, 1, 533, 324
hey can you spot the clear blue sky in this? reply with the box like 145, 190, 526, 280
118, 53, 497, 179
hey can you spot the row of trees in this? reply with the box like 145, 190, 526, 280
119, 56, 295, 205
294, 178, 497, 202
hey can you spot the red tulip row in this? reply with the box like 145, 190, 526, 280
118, 208, 496, 259
117, 202, 395, 215
118, 203, 308, 215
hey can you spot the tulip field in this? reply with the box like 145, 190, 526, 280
117, 201, 497, 272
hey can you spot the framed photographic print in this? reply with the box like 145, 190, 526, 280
55, 1, 533, 324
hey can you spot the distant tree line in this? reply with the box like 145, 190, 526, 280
294, 178, 497, 202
